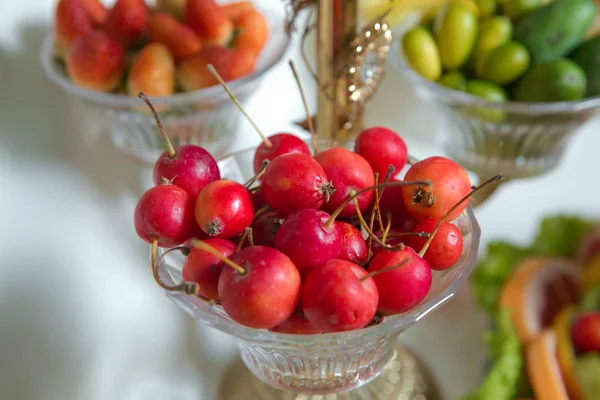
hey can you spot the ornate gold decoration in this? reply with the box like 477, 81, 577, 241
290, 2, 393, 141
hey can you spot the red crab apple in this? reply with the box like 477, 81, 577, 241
133, 179, 195, 248
262, 153, 335, 213
138, 94, 221, 200
409, 218, 463, 271
336, 221, 368, 265
182, 238, 237, 300
195, 180, 254, 239
314, 147, 375, 218
253, 133, 310, 174
251, 211, 287, 247
354, 127, 408, 182
302, 259, 379, 333
275, 209, 343, 275
402, 156, 472, 221
212, 244, 301, 329
367, 247, 432, 315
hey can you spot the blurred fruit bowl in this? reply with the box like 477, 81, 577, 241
41, 0, 291, 163
389, 0, 600, 204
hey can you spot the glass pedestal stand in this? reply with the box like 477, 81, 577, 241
219, 345, 441, 400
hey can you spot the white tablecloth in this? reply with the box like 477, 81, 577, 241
1, 1, 599, 399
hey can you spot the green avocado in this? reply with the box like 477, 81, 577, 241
513, 58, 587, 102
571, 36, 600, 97
513, 0, 597, 63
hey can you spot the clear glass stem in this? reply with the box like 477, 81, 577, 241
219, 344, 442, 400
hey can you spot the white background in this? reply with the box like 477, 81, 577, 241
1, 1, 599, 399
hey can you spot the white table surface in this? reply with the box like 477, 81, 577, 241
1, 1, 599, 399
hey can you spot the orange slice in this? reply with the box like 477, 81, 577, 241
527, 330, 570, 400
553, 306, 583, 400
499, 257, 581, 345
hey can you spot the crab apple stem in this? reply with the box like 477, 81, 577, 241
206, 64, 272, 148
381, 213, 392, 243
418, 173, 504, 258
236, 229, 249, 252
246, 227, 254, 247
244, 160, 269, 189
323, 179, 432, 229
150, 237, 200, 295
360, 257, 411, 282
367, 172, 379, 259
375, 165, 396, 233
351, 195, 405, 251
288, 60, 318, 154
387, 231, 431, 239
138, 92, 176, 158
191, 238, 247, 274
248, 185, 262, 193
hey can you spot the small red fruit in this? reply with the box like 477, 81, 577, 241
133, 181, 195, 248
79, 0, 107, 26
354, 127, 408, 182
336, 221, 368, 265
261, 153, 335, 213
252, 133, 310, 174
275, 209, 342, 275
219, 246, 301, 329
314, 147, 375, 218
302, 259, 379, 333
65, 30, 125, 92
103, 0, 149, 48
270, 307, 322, 334
153, 144, 221, 200
195, 180, 254, 239
127, 43, 175, 98
402, 156, 472, 221
148, 13, 202, 63
250, 189, 267, 210
185, 0, 234, 45
409, 218, 463, 271
232, 9, 270, 56
177, 46, 256, 91
182, 238, 237, 300
251, 211, 287, 247
571, 313, 600, 353
221, 1, 255, 20
54, 0, 93, 58
367, 247, 432, 315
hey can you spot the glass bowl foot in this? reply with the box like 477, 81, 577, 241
218, 344, 442, 400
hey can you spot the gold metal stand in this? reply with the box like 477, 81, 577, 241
218, 345, 442, 400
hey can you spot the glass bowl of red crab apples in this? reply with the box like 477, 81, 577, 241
132, 88, 499, 395
41, 0, 290, 163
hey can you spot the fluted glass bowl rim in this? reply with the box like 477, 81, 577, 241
158, 138, 482, 347
39, 0, 291, 108
390, 23, 600, 115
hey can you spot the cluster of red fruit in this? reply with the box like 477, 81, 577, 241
132, 88, 495, 334
53, 0, 268, 94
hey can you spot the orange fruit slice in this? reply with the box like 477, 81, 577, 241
499, 257, 581, 345
527, 330, 570, 400
553, 306, 583, 400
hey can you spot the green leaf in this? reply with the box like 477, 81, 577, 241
471, 242, 534, 313
462, 309, 524, 400
531, 215, 595, 258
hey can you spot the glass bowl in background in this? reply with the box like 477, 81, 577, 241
40, 0, 291, 164
390, 24, 600, 204
155, 138, 481, 398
